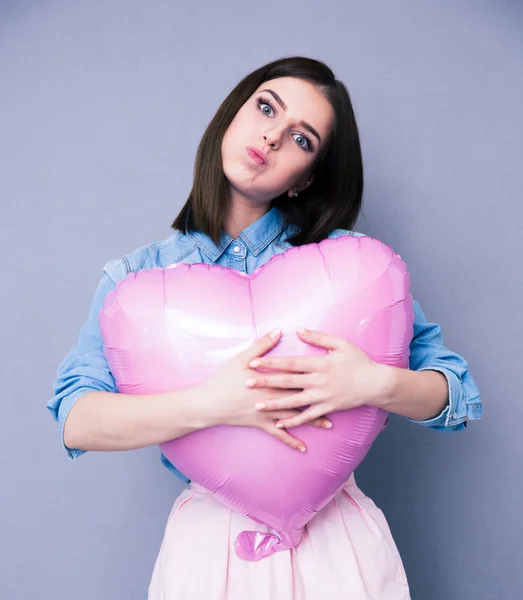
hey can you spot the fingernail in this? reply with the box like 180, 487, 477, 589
275, 421, 284, 428
322, 420, 333, 428
269, 329, 281, 339
249, 359, 261, 368
297, 444, 306, 452
255, 402, 266, 410
297, 328, 308, 336
246, 379, 256, 388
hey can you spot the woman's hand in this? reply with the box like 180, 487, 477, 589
199, 330, 332, 452
245, 328, 392, 429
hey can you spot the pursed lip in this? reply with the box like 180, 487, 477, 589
246, 146, 268, 166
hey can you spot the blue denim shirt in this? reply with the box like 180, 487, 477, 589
47, 207, 482, 483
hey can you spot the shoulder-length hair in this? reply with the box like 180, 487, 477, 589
172, 56, 364, 246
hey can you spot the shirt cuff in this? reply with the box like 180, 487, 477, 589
406, 366, 468, 430
56, 388, 91, 460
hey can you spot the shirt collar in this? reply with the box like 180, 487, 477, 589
187, 206, 288, 261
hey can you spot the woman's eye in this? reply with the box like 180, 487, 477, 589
257, 98, 275, 117
293, 133, 311, 151
260, 103, 273, 116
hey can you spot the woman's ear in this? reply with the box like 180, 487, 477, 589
287, 175, 314, 198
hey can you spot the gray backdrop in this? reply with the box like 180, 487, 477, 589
1, 1, 522, 598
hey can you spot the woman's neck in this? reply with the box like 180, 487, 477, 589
225, 195, 271, 239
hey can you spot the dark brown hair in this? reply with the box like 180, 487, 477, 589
172, 56, 364, 246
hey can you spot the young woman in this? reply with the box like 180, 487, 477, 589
47, 56, 482, 599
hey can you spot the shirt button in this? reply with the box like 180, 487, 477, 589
451, 412, 458, 420
233, 245, 241, 253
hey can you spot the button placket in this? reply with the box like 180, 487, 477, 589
228, 243, 246, 272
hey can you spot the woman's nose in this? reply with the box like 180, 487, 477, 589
263, 129, 282, 150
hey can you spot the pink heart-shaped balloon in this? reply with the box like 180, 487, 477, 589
99, 235, 414, 560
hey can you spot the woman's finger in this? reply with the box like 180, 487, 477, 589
248, 355, 326, 373
246, 372, 312, 390
269, 409, 331, 429
275, 404, 333, 429
308, 416, 332, 428
296, 328, 347, 351
262, 423, 308, 453
255, 390, 313, 412
241, 329, 282, 363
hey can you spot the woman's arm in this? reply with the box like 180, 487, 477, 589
63, 388, 210, 452
48, 260, 210, 455
47, 262, 206, 456
384, 299, 483, 431
47, 264, 218, 455
47, 265, 125, 459
376, 365, 449, 422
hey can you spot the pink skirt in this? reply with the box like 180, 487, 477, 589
147, 473, 411, 599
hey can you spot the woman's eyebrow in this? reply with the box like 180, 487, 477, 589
258, 88, 322, 143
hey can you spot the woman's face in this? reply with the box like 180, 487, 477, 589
221, 76, 334, 205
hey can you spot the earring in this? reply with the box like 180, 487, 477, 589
293, 181, 310, 198
295, 180, 310, 197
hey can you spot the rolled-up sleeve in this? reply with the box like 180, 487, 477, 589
407, 299, 483, 432
46, 259, 126, 459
